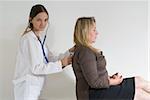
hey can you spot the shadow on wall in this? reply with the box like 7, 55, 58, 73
0, 38, 18, 100
40, 68, 76, 100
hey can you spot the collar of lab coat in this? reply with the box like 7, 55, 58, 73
29, 31, 45, 42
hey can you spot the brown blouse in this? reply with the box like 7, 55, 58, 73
72, 46, 109, 100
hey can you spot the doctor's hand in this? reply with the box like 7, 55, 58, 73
69, 45, 75, 53
61, 55, 72, 68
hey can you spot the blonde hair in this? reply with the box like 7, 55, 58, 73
74, 17, 98, 53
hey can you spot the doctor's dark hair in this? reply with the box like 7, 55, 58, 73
23, 4, 49, 35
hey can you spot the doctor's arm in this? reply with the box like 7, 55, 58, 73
47, 45, 74, 62
26, 39, 69, 75
32, 57, 70, 75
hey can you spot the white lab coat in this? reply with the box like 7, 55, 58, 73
13, 31, 70, 100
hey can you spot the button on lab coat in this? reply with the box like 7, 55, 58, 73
13, 31, 70, 100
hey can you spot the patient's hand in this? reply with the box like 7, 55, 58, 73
110, 72, 122, 79
108, 73, 123, 86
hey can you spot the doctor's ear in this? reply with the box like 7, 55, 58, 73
29, 20, 31, 24
28, 18, 33, 28
29, 17, 32, 23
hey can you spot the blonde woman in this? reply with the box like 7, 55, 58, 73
72, 17, 150, 100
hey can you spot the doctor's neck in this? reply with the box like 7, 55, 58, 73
32, 30, 42, 38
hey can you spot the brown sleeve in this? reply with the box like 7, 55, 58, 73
78, 47, 109, 88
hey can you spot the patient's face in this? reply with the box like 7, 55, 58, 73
88, 23, 98, 44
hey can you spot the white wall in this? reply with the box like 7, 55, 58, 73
0, 1, 148, 100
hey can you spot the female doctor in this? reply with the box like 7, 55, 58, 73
13, 4, 73, 100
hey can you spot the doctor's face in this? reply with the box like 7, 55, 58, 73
88, 23, 98, 44
31, 12, 48, 32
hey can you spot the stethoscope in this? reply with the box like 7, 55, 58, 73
33, 24, 49, 64
37, 35, 49, 64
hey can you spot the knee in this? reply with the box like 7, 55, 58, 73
135, 76, 142, 80
135, 76, 143, 88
